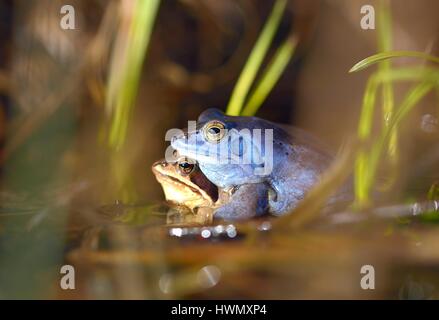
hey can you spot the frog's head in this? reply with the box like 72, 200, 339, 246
170, 108, 273, 187
152, 158, 218, 210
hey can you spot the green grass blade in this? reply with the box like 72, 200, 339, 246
357, 75, 379, 139
356, 80, 435, 205
355, 75, 379, 205
354, 150, 370, 206
378, 0, 398, 184
370, 80, 434, 184
374, 67, 439, 82
349, 51, 439, 73
377, 0, 392, 53
388, 80, 435, 129
226, 0, 287, 116
241, 36, 297, 116
377, 0, 394, 137
106, 0, 160, 150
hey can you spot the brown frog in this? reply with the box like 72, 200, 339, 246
152, 158, 225, 213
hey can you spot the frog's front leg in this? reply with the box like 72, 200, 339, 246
214, 183, 269, 220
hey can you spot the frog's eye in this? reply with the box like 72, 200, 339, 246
203, 120, 226, 143
177, 158, 196, 175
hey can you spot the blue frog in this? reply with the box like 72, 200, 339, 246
171, 108, 343, 220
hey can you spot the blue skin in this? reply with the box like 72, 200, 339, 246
171, 108, 336, 219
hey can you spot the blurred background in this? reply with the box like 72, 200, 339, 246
0, 0, 439, 299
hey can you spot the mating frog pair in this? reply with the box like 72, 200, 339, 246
152, 156, 268, 220
153, 108, 344, 220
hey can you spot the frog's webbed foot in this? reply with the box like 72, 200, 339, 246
214, 184, 269, 221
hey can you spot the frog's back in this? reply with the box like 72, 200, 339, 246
273, 122, 334, 159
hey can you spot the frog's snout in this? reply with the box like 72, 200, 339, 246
170, 132, 188, 149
